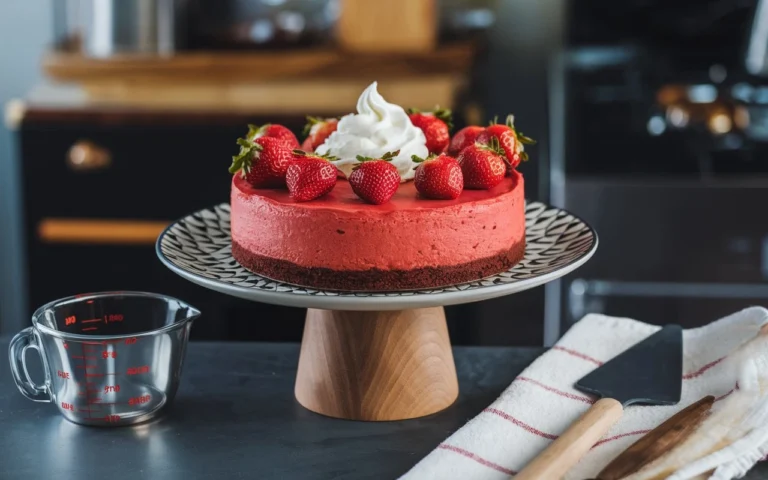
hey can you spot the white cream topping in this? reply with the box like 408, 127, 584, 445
315, 82, 428, 182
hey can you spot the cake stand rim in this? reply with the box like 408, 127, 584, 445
155, 202, 598, 311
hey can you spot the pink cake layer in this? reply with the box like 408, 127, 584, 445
230, 171, 525, 272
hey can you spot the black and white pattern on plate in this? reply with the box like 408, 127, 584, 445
157, 202, 596, 297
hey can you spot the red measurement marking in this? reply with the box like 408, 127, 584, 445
102, 351, 117, 359
81, 318, 102, 324
125, 337, 138, 345
63, 342, 68, 349
87, 398, 103, 404
104, 314, 124, 323
82, 327, 98, 332
103, 385, 120, 393
103, 415, 121, 423
129, 395, 151, 405
79, 343, 91, 419
57, 370, 70, 379
65, 316, 76, 326
86, 300, 94, 304
61, 402, 75, 411
126, 365, 150, 375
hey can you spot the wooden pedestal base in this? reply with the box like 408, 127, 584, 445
295, 307, 459, 421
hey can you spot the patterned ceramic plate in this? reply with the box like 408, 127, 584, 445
156, 202, 598, 310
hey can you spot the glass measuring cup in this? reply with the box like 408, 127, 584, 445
9, 292, 200, 426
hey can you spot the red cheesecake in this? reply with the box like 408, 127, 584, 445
230, 171, 526, 291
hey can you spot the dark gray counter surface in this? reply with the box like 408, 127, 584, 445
1, 338, 766, 479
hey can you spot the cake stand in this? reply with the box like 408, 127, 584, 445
156, 201, 597, 421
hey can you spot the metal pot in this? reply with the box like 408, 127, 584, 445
81, 0, 185, 57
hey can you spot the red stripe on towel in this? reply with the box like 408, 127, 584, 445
484, 408, 559, 440
682, 357, 726, 379
715, 388, 735, 402
592, 430, 652, 448
437, 444, 516, 475
517, 377, 595, 404
551, 346, 603, 366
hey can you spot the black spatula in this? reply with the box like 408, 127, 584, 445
515, 325, 683, 480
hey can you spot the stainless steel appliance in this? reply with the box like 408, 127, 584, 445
54, 0, 185, 56
545, 0, 768, 342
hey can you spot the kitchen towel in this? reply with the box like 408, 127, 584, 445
400, 306, 768, 480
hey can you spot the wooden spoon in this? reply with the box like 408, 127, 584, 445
593, 395, 715, 480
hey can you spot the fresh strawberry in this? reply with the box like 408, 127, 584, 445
476, 115, 536, 169
411, 153, 463, 200
301, 116, 338, 151
348, 151, 401, 205
457, 137, 507, 190
447, 125, 485, 157
286, 153, 338, 202
229, 136, 295, 187
246, 123, 299, 149
407, 107, 452, 154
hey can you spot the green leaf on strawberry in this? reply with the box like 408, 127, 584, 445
292, 149, 338, 162
229, 137, 262, 175
245, 124, 261, 142
354, 150, 400, 165
410, 153, 438, 165
480, 136, 505, 157
407, 106, 453, 129
302, 116, 322, 137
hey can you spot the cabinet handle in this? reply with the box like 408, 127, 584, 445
67, 140, 111, 171
38, 219, 170, 245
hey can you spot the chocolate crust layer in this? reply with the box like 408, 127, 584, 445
231, 239, 526, 292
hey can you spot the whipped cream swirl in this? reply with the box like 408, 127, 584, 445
315, 82, 428, 182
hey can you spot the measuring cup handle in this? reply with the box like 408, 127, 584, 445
8, 327, 51, 403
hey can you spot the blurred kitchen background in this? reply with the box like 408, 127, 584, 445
1, 0, 765, 347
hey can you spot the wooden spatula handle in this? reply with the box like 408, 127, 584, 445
515, 398, 624, 480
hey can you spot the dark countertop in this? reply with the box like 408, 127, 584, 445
1, 338, 767, 480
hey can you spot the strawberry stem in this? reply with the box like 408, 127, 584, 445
432, 107, 453, 129
353, 150, 400, 170
357, 150, 400, 163
381, 150, 400, 161
246, 123, 269, 142
293, 149, 338, 162
302, 116, 321, 137
229, 137, 261, 175
409, 107, 453, 129
517, 131, 536, 145
478, 136, 505, 157
411, 153, 438, 164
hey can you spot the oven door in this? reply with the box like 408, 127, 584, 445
563, 176, 768, 329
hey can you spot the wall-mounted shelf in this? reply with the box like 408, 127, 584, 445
41, 44, 476, 113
